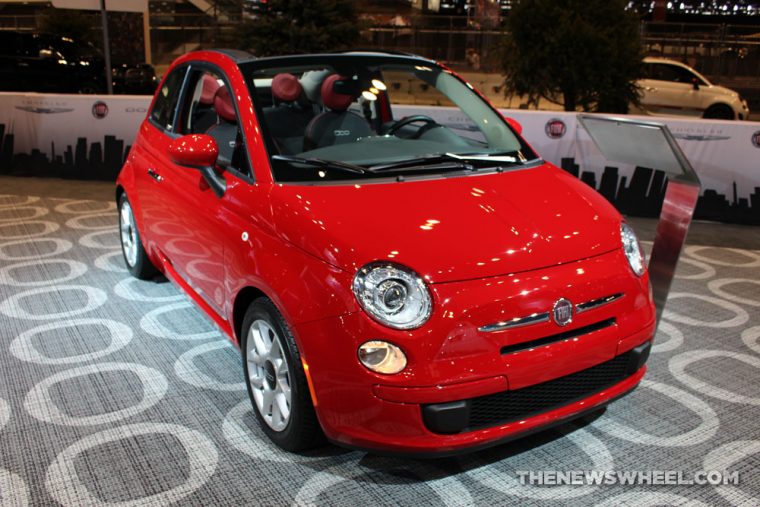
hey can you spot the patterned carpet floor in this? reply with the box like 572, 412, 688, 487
0, 192, 758, 506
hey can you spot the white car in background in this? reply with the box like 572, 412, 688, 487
637, 57, 750, 120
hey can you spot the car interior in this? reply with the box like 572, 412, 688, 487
175, 62, 527, 182
247, 64, 502, 167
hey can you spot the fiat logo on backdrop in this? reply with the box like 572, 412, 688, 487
545, 118, 567, 139
92, 101, 109, 119
752, 131, 760, 148
553, 298, 573, 326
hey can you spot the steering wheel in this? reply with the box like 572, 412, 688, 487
386, 115, 440, 138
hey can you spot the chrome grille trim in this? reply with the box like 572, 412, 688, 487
478, 312, 550, 333
479, 293, 624, 333
575, 293, 625, 314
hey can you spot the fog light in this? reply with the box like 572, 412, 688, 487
358, 340, 407, 374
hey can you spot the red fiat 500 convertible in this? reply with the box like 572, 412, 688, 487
116, 49, 655, 456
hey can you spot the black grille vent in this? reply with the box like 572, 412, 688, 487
421, 345, 651, 435
500, 318, 616, 355
467, 352, 631, 429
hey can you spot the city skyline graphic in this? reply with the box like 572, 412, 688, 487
559, 156, 760, 225
0, 123, 129, 182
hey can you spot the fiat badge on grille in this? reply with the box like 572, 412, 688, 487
553, 298, 573, 326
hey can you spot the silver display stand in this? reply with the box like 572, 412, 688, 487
577, 115, 702, 329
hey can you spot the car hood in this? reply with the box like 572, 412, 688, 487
269, 164, 622, 283
707, 84, 739, 98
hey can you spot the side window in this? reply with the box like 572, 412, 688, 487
675, 66, 703, 85
654, 64, 700, 85
177, 68, 252, 178
150, 67, 187, 131
178, 69, 224, 135
652, 64, 676, 82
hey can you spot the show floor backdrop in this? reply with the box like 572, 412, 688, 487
1, 92, 759, 224
0, 93, 148, 181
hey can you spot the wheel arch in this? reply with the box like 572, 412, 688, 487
232, 286, 269, 346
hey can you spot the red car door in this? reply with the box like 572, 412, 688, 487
133, 65, 226, 317
131, 67, 188, 263
151, 67, 257, 319
153, 155, 227, 315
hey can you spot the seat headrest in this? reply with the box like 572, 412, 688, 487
299, 69, 332, 103
321, 74, 354, 112
272, 73, 302, 102
214, 86, 236, 122
199, 74, 220, 105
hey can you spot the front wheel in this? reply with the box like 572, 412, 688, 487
118, 193, 158, 280
241, 298, 324, 451
703, 104, 735, 120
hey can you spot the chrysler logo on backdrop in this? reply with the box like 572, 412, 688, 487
15, 106, 74, 114
545, 119, 567, 139
15, 99, 73, 115
92, 101, 109, 119
752, 130, 760, 148
553, 298, 573, 326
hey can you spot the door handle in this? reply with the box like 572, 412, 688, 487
147, 168, 163, 182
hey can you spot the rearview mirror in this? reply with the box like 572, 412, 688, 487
168, 134, 226, 198
503, 115, 523, 135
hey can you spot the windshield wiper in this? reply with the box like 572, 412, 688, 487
368, 154, 471, 172
272, 155, 367, 174
446, 151, 524, 163
368, 151, 522, 173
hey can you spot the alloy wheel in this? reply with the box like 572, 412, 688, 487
119, 201, 138, 267
246, 319, 292, 432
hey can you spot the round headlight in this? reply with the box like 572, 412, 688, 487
358, 340, 407, 374
352, 262, 432, 329
621, 222, 646, 276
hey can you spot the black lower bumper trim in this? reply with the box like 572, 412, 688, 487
422, 341, 651, 435
330, 383, 639, 459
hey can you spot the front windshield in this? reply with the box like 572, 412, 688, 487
241, 56, 538, 183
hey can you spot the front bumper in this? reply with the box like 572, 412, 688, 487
739, 99, 750, 120
421, 340, 650, 436
294, 248, 655, 456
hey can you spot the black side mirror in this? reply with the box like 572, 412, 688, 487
691, 77, 700, 91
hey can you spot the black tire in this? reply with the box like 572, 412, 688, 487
241, 297, 324, 452
703, 104, 735, 120
118, 193, 158, 280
